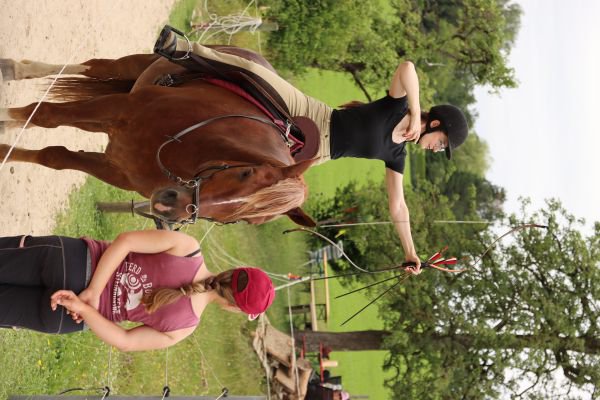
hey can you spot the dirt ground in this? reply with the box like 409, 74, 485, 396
0, 0, 176, 236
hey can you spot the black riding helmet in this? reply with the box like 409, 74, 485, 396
423, 104, 469, 159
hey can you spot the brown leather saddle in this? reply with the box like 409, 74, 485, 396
157, 49, 321, 162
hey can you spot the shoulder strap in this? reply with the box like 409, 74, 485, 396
185, 248, 202, 258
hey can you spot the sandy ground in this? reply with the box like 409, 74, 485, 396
0, 0, 176, 236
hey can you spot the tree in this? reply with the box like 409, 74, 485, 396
264, 0, 377, 77
306, 199, 599, 398
381, 199, 599, 399
266, 0, 522, 102
298, 330, 391, 352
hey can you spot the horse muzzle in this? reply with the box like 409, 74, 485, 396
150, 187, 194, 222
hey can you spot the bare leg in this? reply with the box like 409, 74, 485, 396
0, 145, 135, 191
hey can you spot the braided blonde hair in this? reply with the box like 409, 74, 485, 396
143, 269, 246, 313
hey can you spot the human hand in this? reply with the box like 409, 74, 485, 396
404, 254, 422, 275
70, 288, 100, 323
403, 112, 421, 142
50, 290, 89, 322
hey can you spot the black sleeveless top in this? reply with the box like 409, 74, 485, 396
330, 95, 409, 173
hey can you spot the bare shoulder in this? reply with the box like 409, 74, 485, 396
163, 230, 201, 257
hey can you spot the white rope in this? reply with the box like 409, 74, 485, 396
265, 273, 289, 283
105, 345, 113, 390
206, 245, 236, 268
260, 316, 272, 400
204, 237, 250, 267
319, 220, 490, 228
254, 0, 262, 54
164, 347, 169, 389
207, 233, 248, 266
286, 287, 301, 396
205, 248, 226, 272
196, 342, 226, 389
195, 0, 262, 44
274, 276, 311, 291
198, 222, 215, 245
0, 57, 76, 173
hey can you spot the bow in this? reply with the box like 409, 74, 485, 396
284, 223, 549, 325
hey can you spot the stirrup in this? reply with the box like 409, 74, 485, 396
154, 25, 192, 61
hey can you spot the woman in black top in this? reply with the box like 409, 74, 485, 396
154, 26, 469, 273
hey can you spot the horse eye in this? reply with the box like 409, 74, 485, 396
240, 168, 253, 179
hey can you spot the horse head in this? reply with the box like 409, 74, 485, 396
150, 158, 316, 227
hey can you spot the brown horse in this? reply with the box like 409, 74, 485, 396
0, 51, 315, 226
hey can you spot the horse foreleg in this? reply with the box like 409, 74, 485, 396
1, 94, 129, 131
0, 54, 159, 81
0, 144, 135, 191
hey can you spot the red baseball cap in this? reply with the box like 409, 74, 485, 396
232, 267, 275, 320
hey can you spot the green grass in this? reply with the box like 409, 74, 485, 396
168, 0, 199, 31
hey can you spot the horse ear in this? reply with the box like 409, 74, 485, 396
286, 207, 317, 227
280, 159, 316, 178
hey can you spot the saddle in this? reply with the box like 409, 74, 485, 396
156, 50, 320, 162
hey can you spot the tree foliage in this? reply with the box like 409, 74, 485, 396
311, 193, 600, 398
382, 198, 600, 399
265, 0, 522, 106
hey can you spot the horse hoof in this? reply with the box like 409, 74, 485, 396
0, 59, 15, 81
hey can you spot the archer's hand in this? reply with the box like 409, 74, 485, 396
50, 290, 89, 322
403, 112, 421, 142
404, 254, 422, 275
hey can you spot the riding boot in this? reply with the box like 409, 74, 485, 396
153, 25, 221, 76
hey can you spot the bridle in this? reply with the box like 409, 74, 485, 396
155, 114, 290, 226
163, 163, 253, 226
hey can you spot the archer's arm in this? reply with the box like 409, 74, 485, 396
385, 168, 421, 273
389, 61, 421, 142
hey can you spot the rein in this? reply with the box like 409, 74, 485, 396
155, 114, 290, 225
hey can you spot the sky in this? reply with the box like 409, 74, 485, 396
473, 0, 600, 232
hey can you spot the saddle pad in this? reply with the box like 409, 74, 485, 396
292, 117, 320, 162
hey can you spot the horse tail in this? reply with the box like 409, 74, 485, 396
47, 77, 135, 102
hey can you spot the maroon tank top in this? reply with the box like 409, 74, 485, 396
83, 238, 202, 332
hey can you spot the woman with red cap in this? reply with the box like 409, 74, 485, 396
153, 26, 470, 275
0, 230, 275, 351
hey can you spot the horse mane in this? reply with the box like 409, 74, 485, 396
228, 178, 307, 220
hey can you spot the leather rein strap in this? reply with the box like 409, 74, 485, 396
156, 113, 287, 187
155, 113, 291, 226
